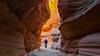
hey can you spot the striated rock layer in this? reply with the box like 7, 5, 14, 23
58, 0, 100, 55
0, 0, 50, 56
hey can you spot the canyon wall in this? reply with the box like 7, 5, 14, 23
58, 0, 100, 55
0, 0, 50, 56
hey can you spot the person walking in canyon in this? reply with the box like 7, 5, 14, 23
44, 39, 48, 48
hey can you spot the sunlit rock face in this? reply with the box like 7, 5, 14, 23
0, 0, 50, 56
58, 0, 100, 55
40, 0, 60, 49
51, 27, 61, 49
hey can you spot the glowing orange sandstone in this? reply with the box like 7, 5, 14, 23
42, 0, 60, 32
40, 0, 60, 48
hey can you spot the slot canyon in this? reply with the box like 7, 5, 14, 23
0, 0, 100, 56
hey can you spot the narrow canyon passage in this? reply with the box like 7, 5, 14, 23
27, 0, 67, 56
0, 0, 100, 56
40, 0, 60, 49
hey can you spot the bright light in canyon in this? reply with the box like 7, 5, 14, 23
42, 0, 60, 32
40, 0, 60, 48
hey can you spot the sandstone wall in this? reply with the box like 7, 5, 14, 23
0, 0, 50, 56
58, 0, 100, 55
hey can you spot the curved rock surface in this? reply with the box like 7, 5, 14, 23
0, 0, 50, 56
58, 0, 100, 55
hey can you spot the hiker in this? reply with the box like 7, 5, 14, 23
44, 39, 48, 48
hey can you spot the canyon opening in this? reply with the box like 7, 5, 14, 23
40, 0, 61, 49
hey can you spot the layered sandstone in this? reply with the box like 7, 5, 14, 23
58, 0, 100, 55
0, 0, 50, 56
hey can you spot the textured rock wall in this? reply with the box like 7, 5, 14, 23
58, 0, 100, 55
0, 1, 26, 56
0, 0, 50, 56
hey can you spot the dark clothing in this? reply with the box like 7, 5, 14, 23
44, 39, 48, 48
